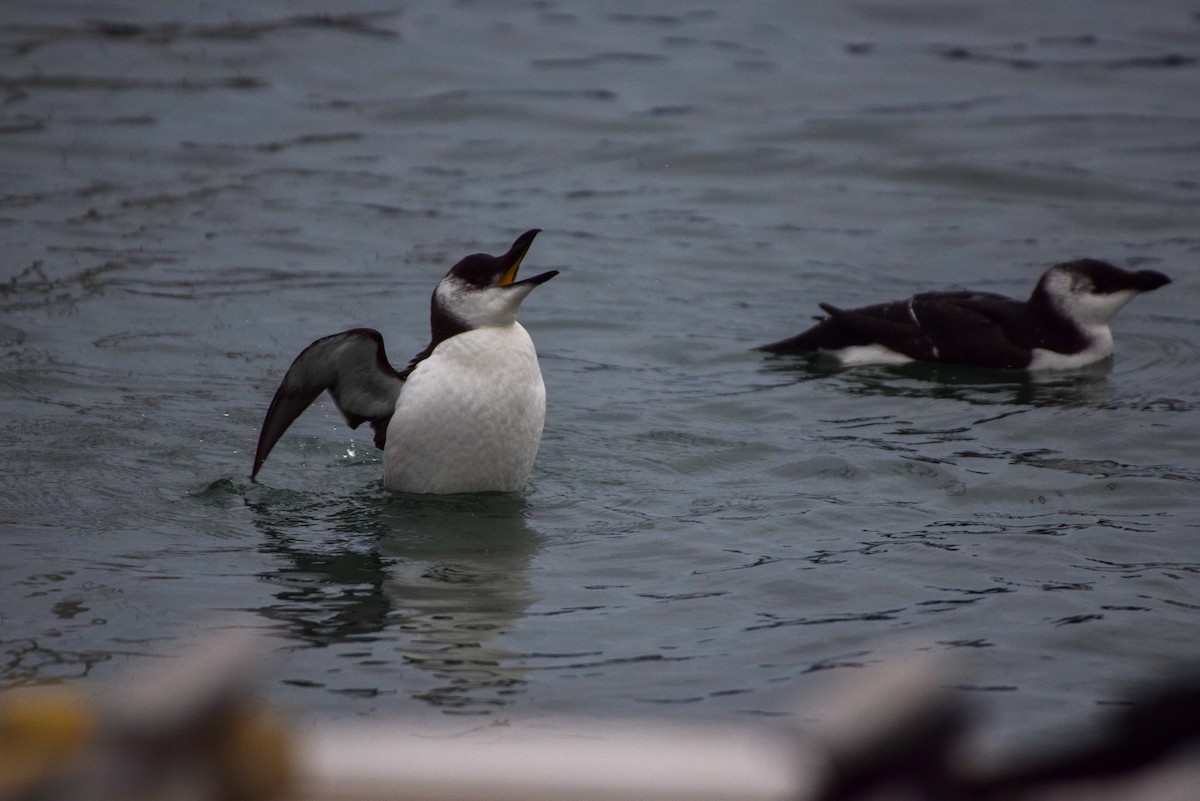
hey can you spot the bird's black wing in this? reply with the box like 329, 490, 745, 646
814, 300, 938, 360
252, 328, 404, 478
757, 299, 922, 355
911, 293, 1034, 368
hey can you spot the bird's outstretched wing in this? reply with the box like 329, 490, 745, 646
252, 328, 404, 478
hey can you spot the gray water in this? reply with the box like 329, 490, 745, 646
2, 0, 1198, 763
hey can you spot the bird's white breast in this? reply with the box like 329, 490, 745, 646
1028, 324, 1114, 370
383, 323, 546, 494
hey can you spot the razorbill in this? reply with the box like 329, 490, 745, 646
252, 229, 558, 493
757, 259, 1170, 370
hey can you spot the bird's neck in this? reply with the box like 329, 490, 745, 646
1028, 283, 1103, 352
430, 299, 471, 347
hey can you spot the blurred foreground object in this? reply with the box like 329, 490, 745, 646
1, 632, 1197, 801
0, 631, 289, 801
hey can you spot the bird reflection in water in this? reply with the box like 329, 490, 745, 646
762, 357, 1116, 410
249, 489, 542, 712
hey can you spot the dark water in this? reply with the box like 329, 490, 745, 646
2, 0, 1198, 761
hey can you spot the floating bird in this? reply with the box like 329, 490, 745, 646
252, 229, 557, 493
757, 259, 1170, 370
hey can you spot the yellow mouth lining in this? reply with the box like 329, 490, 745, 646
498, 252, 527, 287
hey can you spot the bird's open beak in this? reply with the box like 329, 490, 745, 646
498, 229, 553, 287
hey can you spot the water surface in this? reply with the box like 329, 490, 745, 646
1, 0, 1198, 762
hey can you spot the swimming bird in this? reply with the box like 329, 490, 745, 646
252, 229, 557, 493
756, 259, 1170, 370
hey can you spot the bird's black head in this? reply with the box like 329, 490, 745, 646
430, 229, 558, 342
447, 229, 557, 289
1058, 259, 1172, 295
1036, 259, 1171, 325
